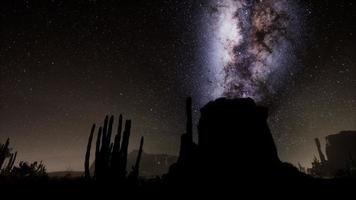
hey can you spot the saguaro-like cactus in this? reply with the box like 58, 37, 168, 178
85, 124, 95, 179
178, 97, 195, 163
3, 152, 17, 174
0, 138, 17, 174
111, 115, 123, 176
85, 114, 143, 182
0, 138, 10, 170
129, 136, 144, 180
118, 120, 131, 178
98, 116, 113, 179
94, 127, 102, 179
186, 97, 193, 141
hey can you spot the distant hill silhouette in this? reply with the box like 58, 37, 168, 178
128, 150, 177, 178
89, 151, 177, 178
48, 171, 83, 179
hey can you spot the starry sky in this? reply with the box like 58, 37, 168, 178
0, 0, 355, 172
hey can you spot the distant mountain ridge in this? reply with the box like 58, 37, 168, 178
87, 151, 177, 178
128, 150, 178, 178
48, 151, 177, 178
48, 171, 83, 178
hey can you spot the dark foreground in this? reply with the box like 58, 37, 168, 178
2, 98, 356, 197
1, 177, 356, 198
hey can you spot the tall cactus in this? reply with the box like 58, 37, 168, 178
0, 138, 10, 170
101, 116, 109, 169
186, 97, 193, 142
179, 97, 194, 163
94, 127, 102, 179
86, 114, 142, 182
129, 136, 144, 180
111, 114, 123, 175
118, 120, 131, 178
85, 124, 95, 179
100, 116, 113, 178
4, 151, 17, 173
0, 138, 16, 174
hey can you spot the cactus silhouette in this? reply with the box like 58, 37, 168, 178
118, 119, 131, 179
129, 136, 144, 180
4, 151, 17, 173
178, 97, 196, 164
94, 126, 102, 179
186, 97, 193, 141
0, 138, 10, 170
111, 114, 123, 177
85, 124, 95, 179
85, 114, 144, 182
0, 138, 17, 175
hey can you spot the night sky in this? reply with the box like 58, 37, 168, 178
1, 0, 355, 172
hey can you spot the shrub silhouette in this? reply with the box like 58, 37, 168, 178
1, 139, 47, 185
11, 161, 47, 178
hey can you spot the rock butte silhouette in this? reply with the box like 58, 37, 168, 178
167, 97, 308, 188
